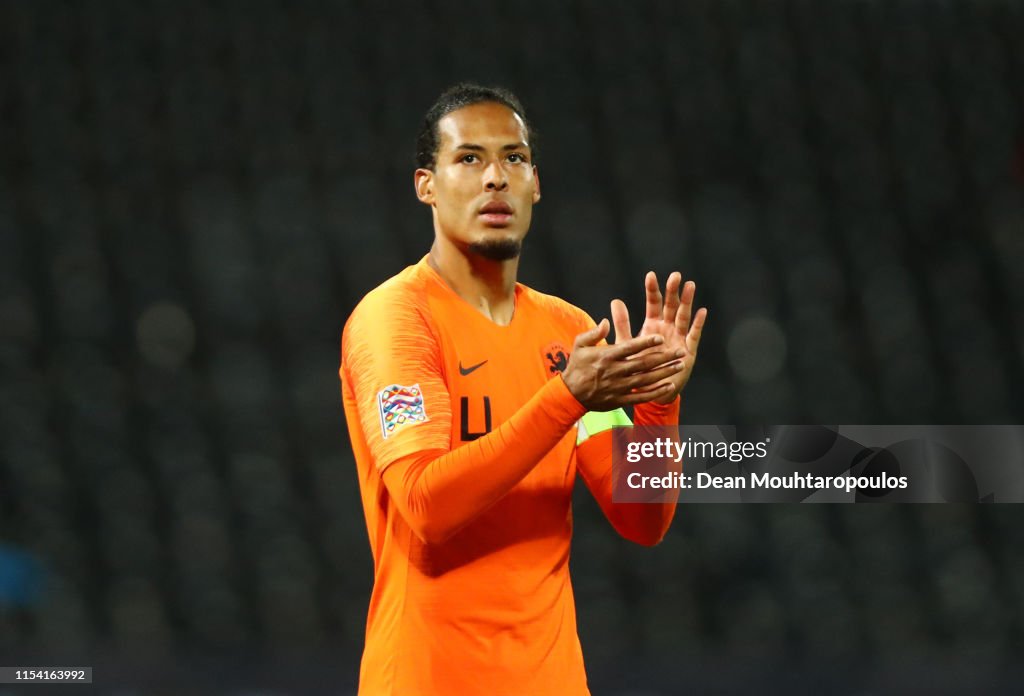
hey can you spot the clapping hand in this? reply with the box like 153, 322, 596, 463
610, 272, 707, 405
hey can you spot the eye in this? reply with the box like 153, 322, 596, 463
460, 153, 479, 164
507, 153, 527, 163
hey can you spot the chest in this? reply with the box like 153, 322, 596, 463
435, 315, 577, 445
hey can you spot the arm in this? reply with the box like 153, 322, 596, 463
382, 334, 684, 544
382, 376, 583, 544
343, 296, 687, 546
576, 399, 681, 547
578, 271, 707, 545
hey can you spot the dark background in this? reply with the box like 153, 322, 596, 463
1, 0, 1023, 694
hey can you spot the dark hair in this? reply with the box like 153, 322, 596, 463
415, 83, 536, 170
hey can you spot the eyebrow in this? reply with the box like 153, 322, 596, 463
453, 142, 529, 152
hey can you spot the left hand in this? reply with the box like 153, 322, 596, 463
610, 271, 707, 405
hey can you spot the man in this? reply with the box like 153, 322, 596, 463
339, 83, 706, 695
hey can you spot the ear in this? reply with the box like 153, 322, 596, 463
532, 165, 541, 204
414, 168, 435, 205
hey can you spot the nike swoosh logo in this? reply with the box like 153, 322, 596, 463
459, 359, 488, 376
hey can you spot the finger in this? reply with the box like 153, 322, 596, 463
663, 272, 681, 324
675, 280, 695, 336
686, 307, 707, 353
621, 360, 685, 391
610, 299, 632, 345
617, 381, 678, 405
630, 379, 673, 396
608, 346, 685, 377
645, 271, 662, 321
573, 318, 610, 349
603, 332, 664, 360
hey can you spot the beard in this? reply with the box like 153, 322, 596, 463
468, 238, 522, 261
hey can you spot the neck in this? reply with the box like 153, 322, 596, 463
428, 235, 519, 326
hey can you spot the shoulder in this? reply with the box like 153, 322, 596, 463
343, 262, 436, 353
518, 284, 595, 333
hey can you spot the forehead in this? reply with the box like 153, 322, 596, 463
436, 102, 529, 151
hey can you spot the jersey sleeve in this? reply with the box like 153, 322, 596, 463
341, 288, 452, 472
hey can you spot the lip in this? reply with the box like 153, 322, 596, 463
479, 212, 513, 227
478, 201, 514, 215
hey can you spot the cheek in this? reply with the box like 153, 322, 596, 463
435, 178, 473, 210
438, 193, 472, 217
433, 193, 477, 228
518, 206, 533, 229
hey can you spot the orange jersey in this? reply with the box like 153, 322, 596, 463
340, 256, 597, 695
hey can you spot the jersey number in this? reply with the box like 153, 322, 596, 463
460, 396, 492, 441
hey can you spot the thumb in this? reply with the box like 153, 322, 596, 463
610, 299, 632, 345
574, 318, 609, 348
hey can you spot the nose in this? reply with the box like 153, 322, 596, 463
483, 161, 508, 191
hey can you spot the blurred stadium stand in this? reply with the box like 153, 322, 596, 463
0, 0, 1023, 693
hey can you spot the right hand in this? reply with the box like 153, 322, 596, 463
561, 320, 686, 411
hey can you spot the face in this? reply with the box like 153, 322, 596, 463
415, 101, 541, 261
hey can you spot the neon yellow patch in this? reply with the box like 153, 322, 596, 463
576, 408, 632, 445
